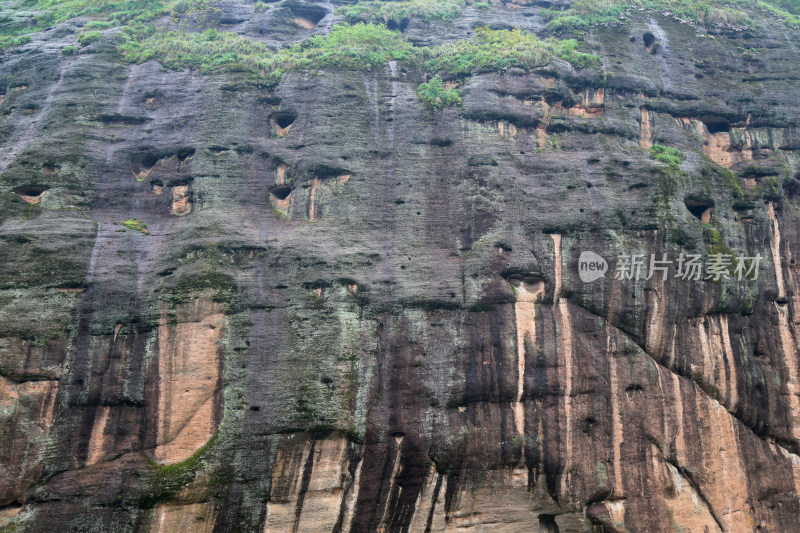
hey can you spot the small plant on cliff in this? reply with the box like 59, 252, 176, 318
418, 75, 462, 107
118, 218, 150, 234
77, 31, 102, 46
650, 144, 684, 168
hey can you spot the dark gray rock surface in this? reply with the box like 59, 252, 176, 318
2, 1, 800, 531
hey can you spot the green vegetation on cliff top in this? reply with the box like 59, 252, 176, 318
542, 0, 800, 32
119, 23, 417, 83
0, 0, 224, 48
336, 0, 466, 24
423, 26, 600, 73
1, 0, 796, 106
117, 22, 598, 106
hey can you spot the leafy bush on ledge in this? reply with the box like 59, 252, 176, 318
418, 75, 463, 107
336, 0, 465, 24
423, 27, 601, 75
650, 144, 685, 168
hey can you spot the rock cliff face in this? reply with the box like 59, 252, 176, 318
2, 0, 800, 531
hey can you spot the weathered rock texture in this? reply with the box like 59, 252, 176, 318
2, 1, 800, 532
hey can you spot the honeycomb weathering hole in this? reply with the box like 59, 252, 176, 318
131, 153, 160, 179
270, 185, 292, 200
289, 5, 327, 25
684, 198, 714, 222
176, 147, 196, 162
271, 112, 297, 136
643, 32, 658, 54
698, 115, 731, 134
386, 18, 409, 32
538, 514, 559, 533
14, 186, 48, 204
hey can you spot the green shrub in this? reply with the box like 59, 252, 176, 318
538, 0, 793, 32
254, 1, 270, 13
77, 30, 102, 46
424, 27, 600, 75
473, 1, 490, 7
119, 26, 277, 79
84, 20, 114, 30
0, 34, 33, 50
283, 23, 417, 70
120, 23, 417, 82
418, 75, 462, 107
0, 0, 171, 51
336, 0, 465, 24
61, 44, 79, 55
650, 144, 684, 168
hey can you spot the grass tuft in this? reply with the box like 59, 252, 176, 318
118, 218, 150, 234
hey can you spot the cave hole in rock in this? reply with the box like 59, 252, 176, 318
271, 112, 297, 136
625, 384, 645, 400
42, 163, 59, 174
14, 186, 48, 204
684, 199, 714, 223
249, 405, 261, 411
99, 114, 146, 126
698, 115, 731, 133
219, 15, 247, 24
270, 185, 292, 200
538, 514, 559, 533
289, 4, 327, 28
170, 177, 193, 188
643, 32, 658, 54
176, 147, 196, 162
131, 153, 161, 179
386, 18, 409, 31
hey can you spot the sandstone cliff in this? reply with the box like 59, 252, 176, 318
2, 0, 800, 531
